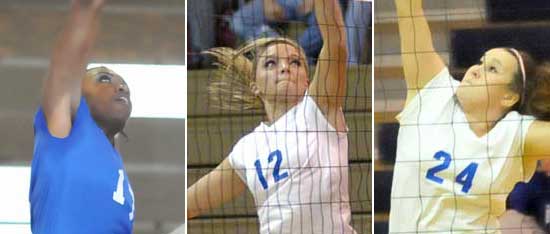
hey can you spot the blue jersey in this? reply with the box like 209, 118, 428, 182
30, 98, 134, 234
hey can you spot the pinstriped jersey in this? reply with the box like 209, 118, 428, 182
229, 94, 356, 234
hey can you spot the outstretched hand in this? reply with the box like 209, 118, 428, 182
50, 0, 105, 74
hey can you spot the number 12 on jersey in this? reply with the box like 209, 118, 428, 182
255, 150, 289, 190
425, 151, 478, 193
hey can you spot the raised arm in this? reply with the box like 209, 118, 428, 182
523, 120, 550, 178
308, 0, 348, 131
42, 0, 104, 138
263, 0, 285, 21
394, 0, 445, 105
187, 158, 246, 219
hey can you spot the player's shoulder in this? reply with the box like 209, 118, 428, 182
227, 127, 261, 167
529, 119, 550, 129
231, 127, 260, 151
519, 117, 542, 142
35, 96, 94, 138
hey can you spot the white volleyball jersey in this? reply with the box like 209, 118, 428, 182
228, 94, 356, 234
389, 68, 536, 234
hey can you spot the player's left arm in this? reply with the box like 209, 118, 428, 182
523, 120, 550, 177
308, 0, 348, 132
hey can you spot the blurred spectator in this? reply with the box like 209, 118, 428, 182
188, 0, 237, 68
192, 0, 372, 66
504, 160, 550, 233
188, 0, 216, 55
231, 0, 339, 64
188, 0, 215, 68
345, 0, 371, 65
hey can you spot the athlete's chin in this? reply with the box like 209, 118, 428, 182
279, 84, 306, 96
112, 102, 132, 116
109, 107, 131, 124
270, 92, 303, 106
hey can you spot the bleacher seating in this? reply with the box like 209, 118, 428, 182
487, 0, 550, 22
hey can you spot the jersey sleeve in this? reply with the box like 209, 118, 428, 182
396, 67, 460, 123
227, 139, 247, 183
34, 97, 94, 140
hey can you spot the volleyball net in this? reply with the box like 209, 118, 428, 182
187, 0, 372, 233
374, 0, 550, 233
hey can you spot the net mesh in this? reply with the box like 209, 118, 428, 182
374, 0, 550, 233
188, 0, 372, 233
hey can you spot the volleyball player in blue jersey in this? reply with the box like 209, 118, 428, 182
29, 0, 135, 233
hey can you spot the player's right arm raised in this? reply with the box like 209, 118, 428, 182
394, 0, 445, 105
187, 158, 246, 219
42, 0, 104, 138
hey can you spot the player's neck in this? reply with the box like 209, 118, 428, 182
263, 98, 301, 125
91, 114, 124, 147
463, 109, 505, 137
96, 125, 117, 147
457, 96, 509, 137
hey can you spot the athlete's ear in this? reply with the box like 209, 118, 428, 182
501, 92, 519, 108
250, 82, 261, 96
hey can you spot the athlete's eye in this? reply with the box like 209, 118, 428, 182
264, 59, 276, 68
290, 59, 301, 66
98, 74, 112, 83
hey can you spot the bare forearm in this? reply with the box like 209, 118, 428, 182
395, 0, 423, 18
314, 0, 346, 44
187, 158, 246, 219
308, 0, 347, 130
45, 0, 102, 96
43, 36, 91, 114
395, 0, 435, 57
186, 180, 210, 219
394, 0, 444, 97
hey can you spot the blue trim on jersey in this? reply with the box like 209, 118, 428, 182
30, 98, 134, 234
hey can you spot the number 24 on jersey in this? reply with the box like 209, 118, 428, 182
425, 151, 478, 193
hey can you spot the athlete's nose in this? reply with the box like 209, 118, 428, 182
117, 82, 129, 94
279, 60, 290, 74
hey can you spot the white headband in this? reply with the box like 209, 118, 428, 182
509, 48, 527, 107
